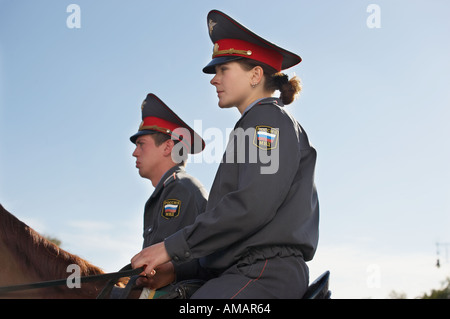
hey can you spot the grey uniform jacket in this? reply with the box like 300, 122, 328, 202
142, 165, 208, 248
165, 97, 319, 271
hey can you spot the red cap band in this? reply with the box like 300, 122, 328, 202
213, 38, 283, 72
140, 116, 179, 133
139, 116, 191, 151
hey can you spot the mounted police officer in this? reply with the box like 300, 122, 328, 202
132, 10, 319, 299
129, 93, 208, 295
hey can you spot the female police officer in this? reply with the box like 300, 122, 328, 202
132, 10, 319, 299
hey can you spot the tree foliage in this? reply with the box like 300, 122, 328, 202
389, 277, 450, 299
44, 235, 62, 247
419, 277, 450, 299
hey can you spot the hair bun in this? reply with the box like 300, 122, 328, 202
271, 73, 289, 89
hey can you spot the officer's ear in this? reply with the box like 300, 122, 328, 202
162, 138, 175, 156
250, 65, 264, 87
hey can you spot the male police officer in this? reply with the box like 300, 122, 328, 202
130, 93, 207, 293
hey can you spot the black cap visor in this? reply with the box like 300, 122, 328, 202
202, 56, 244, 74
129, 130, 156, 144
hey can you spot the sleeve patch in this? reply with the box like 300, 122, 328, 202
161, 199, 181, 219
253, 125, 279, 150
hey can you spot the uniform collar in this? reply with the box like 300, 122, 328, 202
150, 165, 184, 198
242, 97, 282, 116
241, 97, 266, 116
238, 97, 283, 125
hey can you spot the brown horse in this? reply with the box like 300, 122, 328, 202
0, 203, 118, 298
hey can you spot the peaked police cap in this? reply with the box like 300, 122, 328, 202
130, 94, 205, 154
203, 10, 302, 74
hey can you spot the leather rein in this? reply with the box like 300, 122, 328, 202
0, 263, 143, 298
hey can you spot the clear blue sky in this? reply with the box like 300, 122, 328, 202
1, 1, 449, 298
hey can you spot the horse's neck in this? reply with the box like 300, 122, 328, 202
0, 239, 107, 298
0, 205, 107, 298
1, 208, 70, 281
0, 239, 38, 286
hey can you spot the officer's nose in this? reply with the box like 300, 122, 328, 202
210, 74, 219, 86
132, 147, 139, 157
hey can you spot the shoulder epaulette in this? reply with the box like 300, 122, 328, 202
163, 172, 177, 187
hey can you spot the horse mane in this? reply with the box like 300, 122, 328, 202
0, 204, 104, 282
